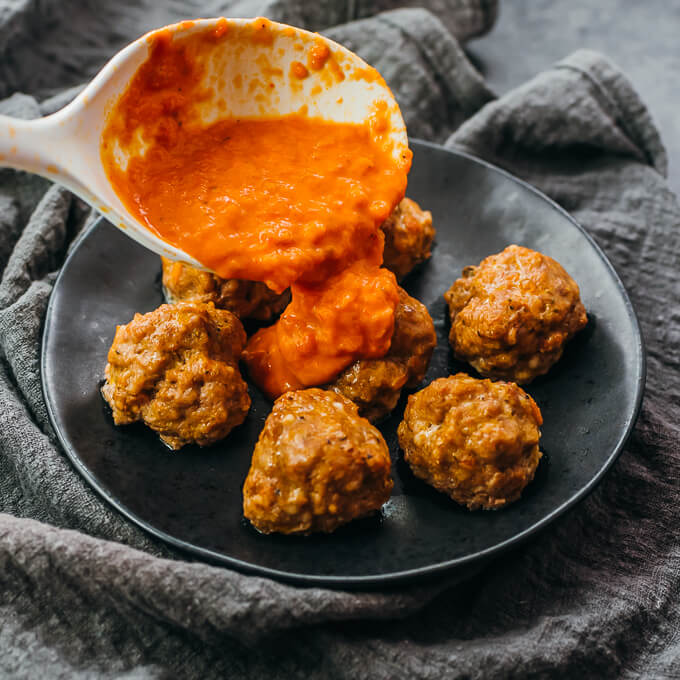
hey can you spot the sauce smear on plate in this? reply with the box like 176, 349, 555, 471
101, 22, 411, 397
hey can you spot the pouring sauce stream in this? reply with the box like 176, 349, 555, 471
101, 20, 411, 398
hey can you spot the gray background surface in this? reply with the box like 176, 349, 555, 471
471, 0, 680, 193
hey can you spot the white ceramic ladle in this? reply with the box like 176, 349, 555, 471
0, 17, 409, 269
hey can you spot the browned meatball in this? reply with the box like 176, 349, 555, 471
381, 197, 435, 281
398, 374, 542, 510
243, 389, 393, 534
101, 302, 250, 450
161, 257, 290, 321
444, 245, 587, 383
328, 286, 436, 422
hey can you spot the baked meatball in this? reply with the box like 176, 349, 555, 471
445, 245, 587, 383
101, 301, 250, 450
398, 374, 542, 510
381, 197, 435, 281
328, 286, 436, 422
243, 389, 393, 534
161, 257, 290, 321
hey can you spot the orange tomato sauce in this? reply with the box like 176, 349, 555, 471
101, 21, 410, 398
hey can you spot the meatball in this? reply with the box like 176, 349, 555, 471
444, 245, 587, 383
101, 301, 250, 450
243, 389, 393, 534
328, 286, 436, 422
381, 197, 435, 281
398, 374, 542, 510
161, 257, 290, 321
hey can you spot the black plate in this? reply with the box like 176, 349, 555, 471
42, 141, 645, 587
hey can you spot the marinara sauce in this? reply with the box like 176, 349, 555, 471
101, 20, 411, 398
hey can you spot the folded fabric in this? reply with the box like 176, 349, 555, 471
1, 1, 679, 677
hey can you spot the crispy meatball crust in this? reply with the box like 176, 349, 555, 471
243, 389, 393, 534
328, 287, 436, 422
381, 197, 435, 281
101, 302, 250, 450
161, 257, 290, 321
398, 374, 542, 510
444, 245, 587, 383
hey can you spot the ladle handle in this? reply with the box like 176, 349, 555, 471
0, 112, 207, 271
0, 113, 110, 212
0, 115, 63, 177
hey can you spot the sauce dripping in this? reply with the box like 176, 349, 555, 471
101, 20, 411, 398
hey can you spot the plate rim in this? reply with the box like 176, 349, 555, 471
41, 139, 647, 587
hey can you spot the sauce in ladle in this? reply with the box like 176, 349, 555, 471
101, 20, 411, 398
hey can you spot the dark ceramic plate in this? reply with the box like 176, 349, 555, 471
42, 141, 645, 587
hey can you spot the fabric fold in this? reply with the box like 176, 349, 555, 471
555, 49, 667, 175
364, 0, 498, 39
326, 8, 494, 141
448, 49, 667, 178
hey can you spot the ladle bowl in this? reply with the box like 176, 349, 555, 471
0, 17, 409, 269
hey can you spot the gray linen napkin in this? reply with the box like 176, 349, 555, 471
1, 1, 679, 677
